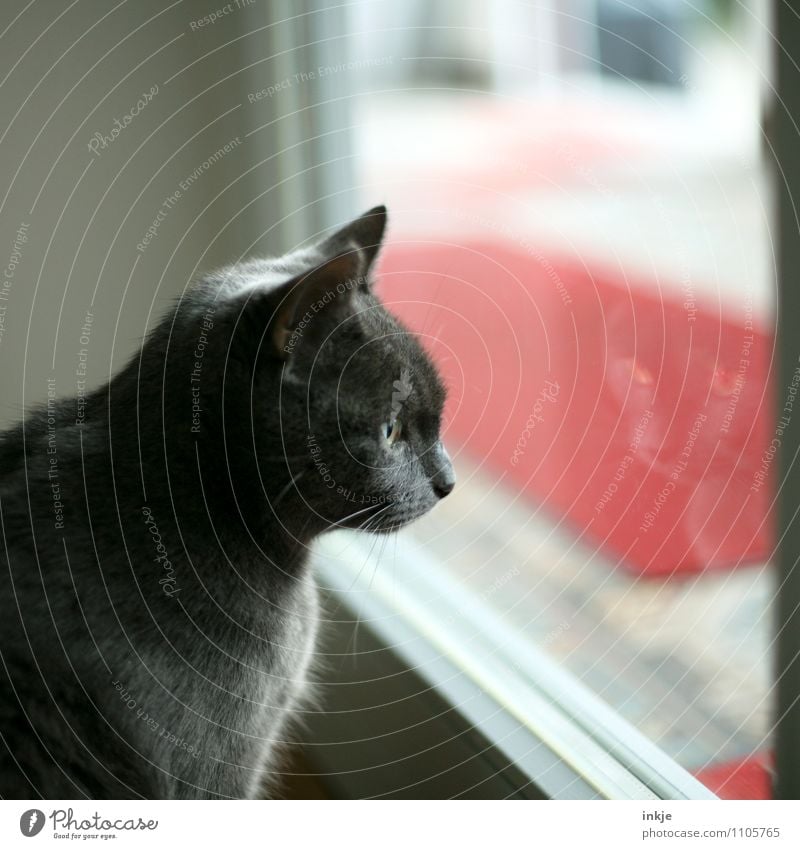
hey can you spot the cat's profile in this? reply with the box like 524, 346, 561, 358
0, 206, 454, 799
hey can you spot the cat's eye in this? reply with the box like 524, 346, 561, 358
384, 419, 402, 446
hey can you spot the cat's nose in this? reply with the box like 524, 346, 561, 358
432, 443, 455, 499
433, 477, 455, 499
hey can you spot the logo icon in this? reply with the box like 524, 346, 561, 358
19, 809, 45, 837
390, 369, 413, 419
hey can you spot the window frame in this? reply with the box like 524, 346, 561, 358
304, 535, 717, 800
296, 2, 796, 801
775, 0, 800, 803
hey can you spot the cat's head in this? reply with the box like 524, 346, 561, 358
184, 206, 454, 537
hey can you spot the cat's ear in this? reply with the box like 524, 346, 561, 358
317, 205, 387, 277
269, 253, 360, 360
268, 206, 387, 360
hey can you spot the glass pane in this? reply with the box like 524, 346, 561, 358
345, 0, 775, 799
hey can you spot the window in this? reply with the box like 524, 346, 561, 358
4, 0, 790, 804
304, 0, 781, 800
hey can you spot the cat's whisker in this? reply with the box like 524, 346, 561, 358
367, 527, 392, 592
343, 529, 384, 653
344, 503, 401, 653
270, 470, 306, 510
356, 499, 397, 532
343, 516, 385, 592
340, 519, 382, 656
330, 499, 387, 529
297, 513, 314, 544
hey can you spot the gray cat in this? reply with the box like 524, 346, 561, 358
0, 206, 454, 799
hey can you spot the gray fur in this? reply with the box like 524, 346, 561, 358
0, 206, 453, 799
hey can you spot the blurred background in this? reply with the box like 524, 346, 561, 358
346, 0, 777, 798
0, 0, 779, 798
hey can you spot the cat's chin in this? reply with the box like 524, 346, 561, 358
372, 523, 415, 535
328, 508, 427, 535
361, 508, 435, 534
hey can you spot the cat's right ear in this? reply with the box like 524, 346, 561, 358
268, 253, 360, 360
253, 206, 387, 361
316, 205, 387, 278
